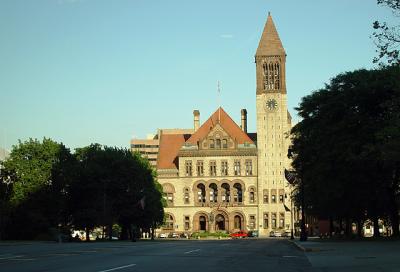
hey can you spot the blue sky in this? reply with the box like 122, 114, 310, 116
0, 0, 395, 151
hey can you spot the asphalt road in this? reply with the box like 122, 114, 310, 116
0, 238, 314, 272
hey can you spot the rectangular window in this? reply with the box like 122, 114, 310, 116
185, 161, 192, 176
221, 161, 228, 176
263, 213, 269, 229
271, 189, 276, 203
222, 139, 228, 148
245, 160, 253, 176
272, 213, 277, 229
234, 160, 241, 176
263, 190, 269, 203
184, 216, 190, 230
196, 161, 204, 176
279, 189, 285, 203
209, 161, 217, 176
279, 213, 285, 228
249, 215, 256, 230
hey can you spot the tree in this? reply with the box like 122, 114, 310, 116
373, 0, 400, 65
0, 138, 73, 239
289, 66, 400, 237
68, 145, 164, 241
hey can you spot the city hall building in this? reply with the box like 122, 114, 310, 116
131, 14, 293, 237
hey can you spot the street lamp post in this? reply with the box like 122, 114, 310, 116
290, 195, 294, 240
299, 175, 307, 241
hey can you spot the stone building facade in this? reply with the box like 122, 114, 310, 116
134, 14, 293, 237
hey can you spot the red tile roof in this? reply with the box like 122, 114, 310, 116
186, 107, 254, 145
157, 133, 191, 169
157, 107, 254, 170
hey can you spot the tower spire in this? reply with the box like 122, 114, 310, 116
256, 13, 285, 56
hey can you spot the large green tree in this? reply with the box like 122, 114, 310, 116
68, 145, 164, 241
0, 138, 73, 239
289, 65, 400, 237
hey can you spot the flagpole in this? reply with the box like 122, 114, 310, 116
217, 81, 221, 122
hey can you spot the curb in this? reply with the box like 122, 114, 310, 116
288, 240, 319, 252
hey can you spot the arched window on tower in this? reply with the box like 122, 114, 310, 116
263, 62, 269, 90
274, 62, 280, 89
268, 63, 274, 90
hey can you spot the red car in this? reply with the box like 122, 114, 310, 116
230, 231, 248, 238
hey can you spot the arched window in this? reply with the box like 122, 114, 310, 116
221, 183, 230, 202
184, 187, 190, 204
274, 62, 280, 89
216, 139, 221, 149
222, 139, 228, 149
233, 183, 243, 203
209, 183, 218, 203
249, 187, 256, 203
197, 183, 206, 203
210, 139, 215, 149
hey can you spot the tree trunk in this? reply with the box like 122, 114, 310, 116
85, 226, 90, 242
345, 218, 351, 237
357, 219, 363, 238
151, 223, 155, 240
390, 205, 399, 237
108, 222, 113, 241
329, 217, 334, 238
373, 217, 380, 237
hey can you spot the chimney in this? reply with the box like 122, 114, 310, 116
193, 110, 200, 131
241, 109, 247, 133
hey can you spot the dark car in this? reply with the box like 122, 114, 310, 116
247, 230, 259, 237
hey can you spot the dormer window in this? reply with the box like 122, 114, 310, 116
210, 139, 215, 149
222, 139, 228, 148
216, 139, 221, 149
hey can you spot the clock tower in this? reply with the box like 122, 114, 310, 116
255, 13, 292, 235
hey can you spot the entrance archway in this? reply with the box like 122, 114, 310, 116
199, 216, 207, 231
234, 215, 242, 229
215, 214, 226, 231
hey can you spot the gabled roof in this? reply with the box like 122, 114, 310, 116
256, 13, 285, 56
157, 133, 191, 169
186, 107, 254, 145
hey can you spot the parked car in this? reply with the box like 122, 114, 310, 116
247, 230, 259, 237
269, 231, 282, 237
168, 232, 179, 238
159, 233, 168, 238
230, 231, 248, 238
282, 231, 291, 238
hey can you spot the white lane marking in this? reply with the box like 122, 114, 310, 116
184, 249, 201, 254
0, 255, 23, 260
282, 255, 299, 258
98, 264, 136, 272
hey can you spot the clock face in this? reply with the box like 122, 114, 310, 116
266, 99, 278, 111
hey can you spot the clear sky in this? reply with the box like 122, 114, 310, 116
0, 0, 395, 151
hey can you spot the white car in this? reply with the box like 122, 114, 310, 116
159, 233, 168, 238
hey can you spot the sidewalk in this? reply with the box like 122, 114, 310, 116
290, 238, 400, 272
